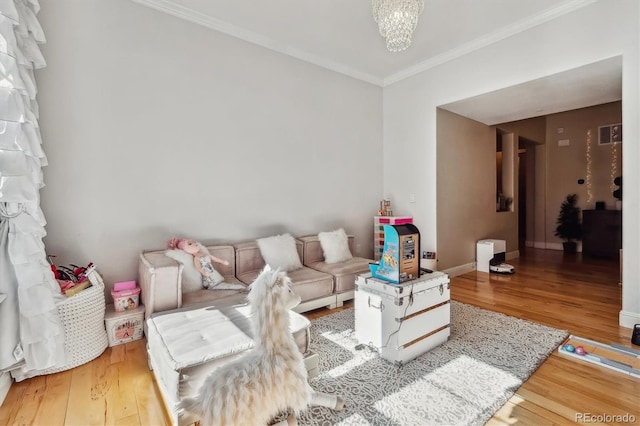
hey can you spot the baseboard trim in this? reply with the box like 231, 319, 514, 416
506, 250, 520, 260
0, 372, 11, 407
443, 262, 476, 278
619, 310, 640, 329
531, 242, 583, 252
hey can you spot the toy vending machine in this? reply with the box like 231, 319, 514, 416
369, 224, 420, 283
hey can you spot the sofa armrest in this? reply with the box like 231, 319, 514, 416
138, 250, 184, 320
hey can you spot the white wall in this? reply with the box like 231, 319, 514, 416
383, 1, 640, 327
36, 0, 382, 291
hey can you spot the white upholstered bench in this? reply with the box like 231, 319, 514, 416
146, 303, 319, 425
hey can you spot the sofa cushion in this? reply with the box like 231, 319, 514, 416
286, 267, 334, 300
182, 278, 248, 308
256, 233, 303, 272
318, 228, 353, 264
237, 266, 334, 302
307, 257, 371, 293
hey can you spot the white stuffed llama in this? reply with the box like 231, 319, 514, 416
177, 265, 342, 426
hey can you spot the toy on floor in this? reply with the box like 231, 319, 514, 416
558, 335, 640, 378
177, 265, 344, 426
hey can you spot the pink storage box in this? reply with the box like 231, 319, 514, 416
111, 282, 141, 312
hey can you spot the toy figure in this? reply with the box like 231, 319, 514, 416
167, 238, 246, 291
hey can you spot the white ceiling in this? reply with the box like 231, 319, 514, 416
132, 0, 621, 123
441, 56, 622, 125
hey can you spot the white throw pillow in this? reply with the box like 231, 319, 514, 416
257, 233, 303, 272
165, 247, 225, 293
318, 228, 353, 264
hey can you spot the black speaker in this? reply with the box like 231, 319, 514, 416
632, 324, 640, 346
595, 201, 605, 210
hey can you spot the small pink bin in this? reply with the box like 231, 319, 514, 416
111, 283, 141, 312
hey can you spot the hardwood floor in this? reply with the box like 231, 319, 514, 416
1, 248, 638, 425
453, 248, 639, 426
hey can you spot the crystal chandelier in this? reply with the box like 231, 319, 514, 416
372, 0, 424, 52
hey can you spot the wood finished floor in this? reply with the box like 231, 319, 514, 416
1, 248, 638, 425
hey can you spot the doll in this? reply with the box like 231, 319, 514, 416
167, 238, 246, 291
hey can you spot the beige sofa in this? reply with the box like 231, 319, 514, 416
138, 235, 372, 320
233, 240, 337, 314
297, 235, 372, 307
138, 245, 248, 321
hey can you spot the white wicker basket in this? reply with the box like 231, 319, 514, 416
35, 270, 109, 375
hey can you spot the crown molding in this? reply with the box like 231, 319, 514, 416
384, 0, 598, 85
130, 0, 384, 86
132, 0, 597, 88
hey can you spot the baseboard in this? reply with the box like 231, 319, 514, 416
619, 310, 640, 329
442, 262, 476, 278
506, 250, 519, 260
0, 371, 11, 407
530, 242, 583, 252
545, 242, 564, 251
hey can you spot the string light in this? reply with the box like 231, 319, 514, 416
610, 140, 618, 195
585, 129, 592, 203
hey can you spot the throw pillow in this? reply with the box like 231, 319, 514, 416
257, 233, 303, 272
165, 246, 225, 292
318, 228, 353, 264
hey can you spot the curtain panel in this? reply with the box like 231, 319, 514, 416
0, 0, 66, 380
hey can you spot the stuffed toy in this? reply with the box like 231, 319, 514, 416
166, 238, 247, 292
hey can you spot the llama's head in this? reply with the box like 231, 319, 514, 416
248, 265, 301, 310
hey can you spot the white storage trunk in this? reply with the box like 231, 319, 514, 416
355, 271, 450, 365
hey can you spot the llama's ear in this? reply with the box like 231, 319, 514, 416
263, 264, 272, 273
273, 268, 289, 288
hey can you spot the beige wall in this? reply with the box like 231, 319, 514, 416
436, 109, 518, 270
545, 101, 622, 244
495, 117, 546, 247
499, 117, 547, 143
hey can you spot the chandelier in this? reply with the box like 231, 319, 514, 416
372, 0, 424, 52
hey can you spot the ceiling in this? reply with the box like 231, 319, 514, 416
132, 0, 621, 123
441, 56, 622, 125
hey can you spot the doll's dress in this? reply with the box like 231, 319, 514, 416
199, 256, 219, 288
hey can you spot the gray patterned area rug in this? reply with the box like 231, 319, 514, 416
298, 301, 567, 426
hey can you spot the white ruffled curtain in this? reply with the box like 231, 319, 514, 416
0, 0, 66, 380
